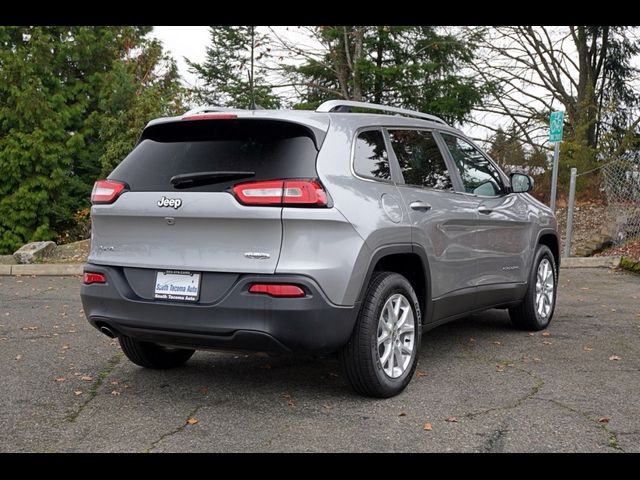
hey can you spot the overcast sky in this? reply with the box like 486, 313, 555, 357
152, 26, 210, 88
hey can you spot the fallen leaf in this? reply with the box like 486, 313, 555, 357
109, 380, 119, 385
598, 416, 610, 424
583, 346, 593, 352
609, 354, 621, 361
423, 422, 433, 431
533, 357, 541, 362
527, 332, 535, 336
80, 375, 93, 381
110, 390, 120, 396
398, 412, 407, 417
610, 309, 616, 312
22, 326, 38, 331
15, 354, 22, 361
445, 416, 458, 423
62, 345, 70, 350
283, 393, 295, 407
186, 417, 198, 425
323, 403, 333, 410
416, 370, 428, 377
54, 376, 65, 382
542, 340, 552, 345
493, 341, 502, 345
496, 364, 505, 372
541, 332, 551, 337
74, 391, 82, 396
198, 387, 209, 394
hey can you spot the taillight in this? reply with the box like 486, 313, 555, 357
232, 179, 328, 207
248, 283, 306, 298
91, 180, 126, 205
83, 272, 107, 285
182, 114, 238, 121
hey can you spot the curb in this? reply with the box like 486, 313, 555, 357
0, 264, 83, 276
560, 256, 621, 269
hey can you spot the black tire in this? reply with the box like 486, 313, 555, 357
119, 335, 195, 369
340, 272, 422, 398
509, 245, 558, 331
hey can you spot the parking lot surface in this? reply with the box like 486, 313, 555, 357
1, 268, 639, 452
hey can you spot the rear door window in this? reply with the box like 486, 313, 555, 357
108, 119, 319, 192
388, 129, 453, 190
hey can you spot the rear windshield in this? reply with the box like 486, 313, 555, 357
108, 119, 319, 192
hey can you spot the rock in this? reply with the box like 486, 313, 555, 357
13, 241, 56, 264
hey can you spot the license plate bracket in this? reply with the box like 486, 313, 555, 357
154, 270, 201, 302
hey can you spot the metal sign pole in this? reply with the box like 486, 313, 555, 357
564, 168, 577, 258
550, 141, 560, 213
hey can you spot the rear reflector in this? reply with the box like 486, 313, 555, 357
248, 283, 306, 298
233, 179, 328, 207
182, 114, 238, 121
83, 272, 106, 285
91, 180, 126, 204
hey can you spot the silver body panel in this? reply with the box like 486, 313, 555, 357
89, 108, 558, 314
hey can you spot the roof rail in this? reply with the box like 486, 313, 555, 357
315, 100, 448, 126
182, 106, 240, 116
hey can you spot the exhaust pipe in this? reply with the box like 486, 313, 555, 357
99, 326, 117, 338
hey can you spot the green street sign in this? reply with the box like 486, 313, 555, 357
549, 111, 564, 143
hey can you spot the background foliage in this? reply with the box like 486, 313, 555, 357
1, 25, 638, 254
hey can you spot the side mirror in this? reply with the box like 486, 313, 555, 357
510, 173, 534, 193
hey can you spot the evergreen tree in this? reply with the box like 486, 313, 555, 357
488, 126, 527, 172
285, 26, 487, 124
187, 26, 280, 109
0, 26, 184, 254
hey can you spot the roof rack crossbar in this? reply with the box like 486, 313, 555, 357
315, 100, 448, 126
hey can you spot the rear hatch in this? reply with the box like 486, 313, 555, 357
89, 116, 326, 274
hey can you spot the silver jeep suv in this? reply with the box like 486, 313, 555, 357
81, 101, 559, 397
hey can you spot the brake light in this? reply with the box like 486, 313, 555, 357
83, 272, 107, 285
91, 180, 126, 205
232, 180, 328, 207
182, 114, 238, 121
248, 284, 306, 298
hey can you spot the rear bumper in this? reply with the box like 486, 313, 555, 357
80, 264, 358, 354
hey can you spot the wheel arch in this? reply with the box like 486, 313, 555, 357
536, 229, 560, 273
356, 244, 433, 324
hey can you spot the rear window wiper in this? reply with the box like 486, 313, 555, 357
170, 171, 255, 189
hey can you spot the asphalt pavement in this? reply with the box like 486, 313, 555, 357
1, 268, 639, 452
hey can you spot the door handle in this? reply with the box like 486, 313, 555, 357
409, 201, 432, 211
477, 206, 493, 215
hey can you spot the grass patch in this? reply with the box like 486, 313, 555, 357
620, 257, 640, 274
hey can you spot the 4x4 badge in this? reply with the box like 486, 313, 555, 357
157, 196, 182, 209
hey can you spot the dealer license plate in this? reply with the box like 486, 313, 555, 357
154, 270, 201, 302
